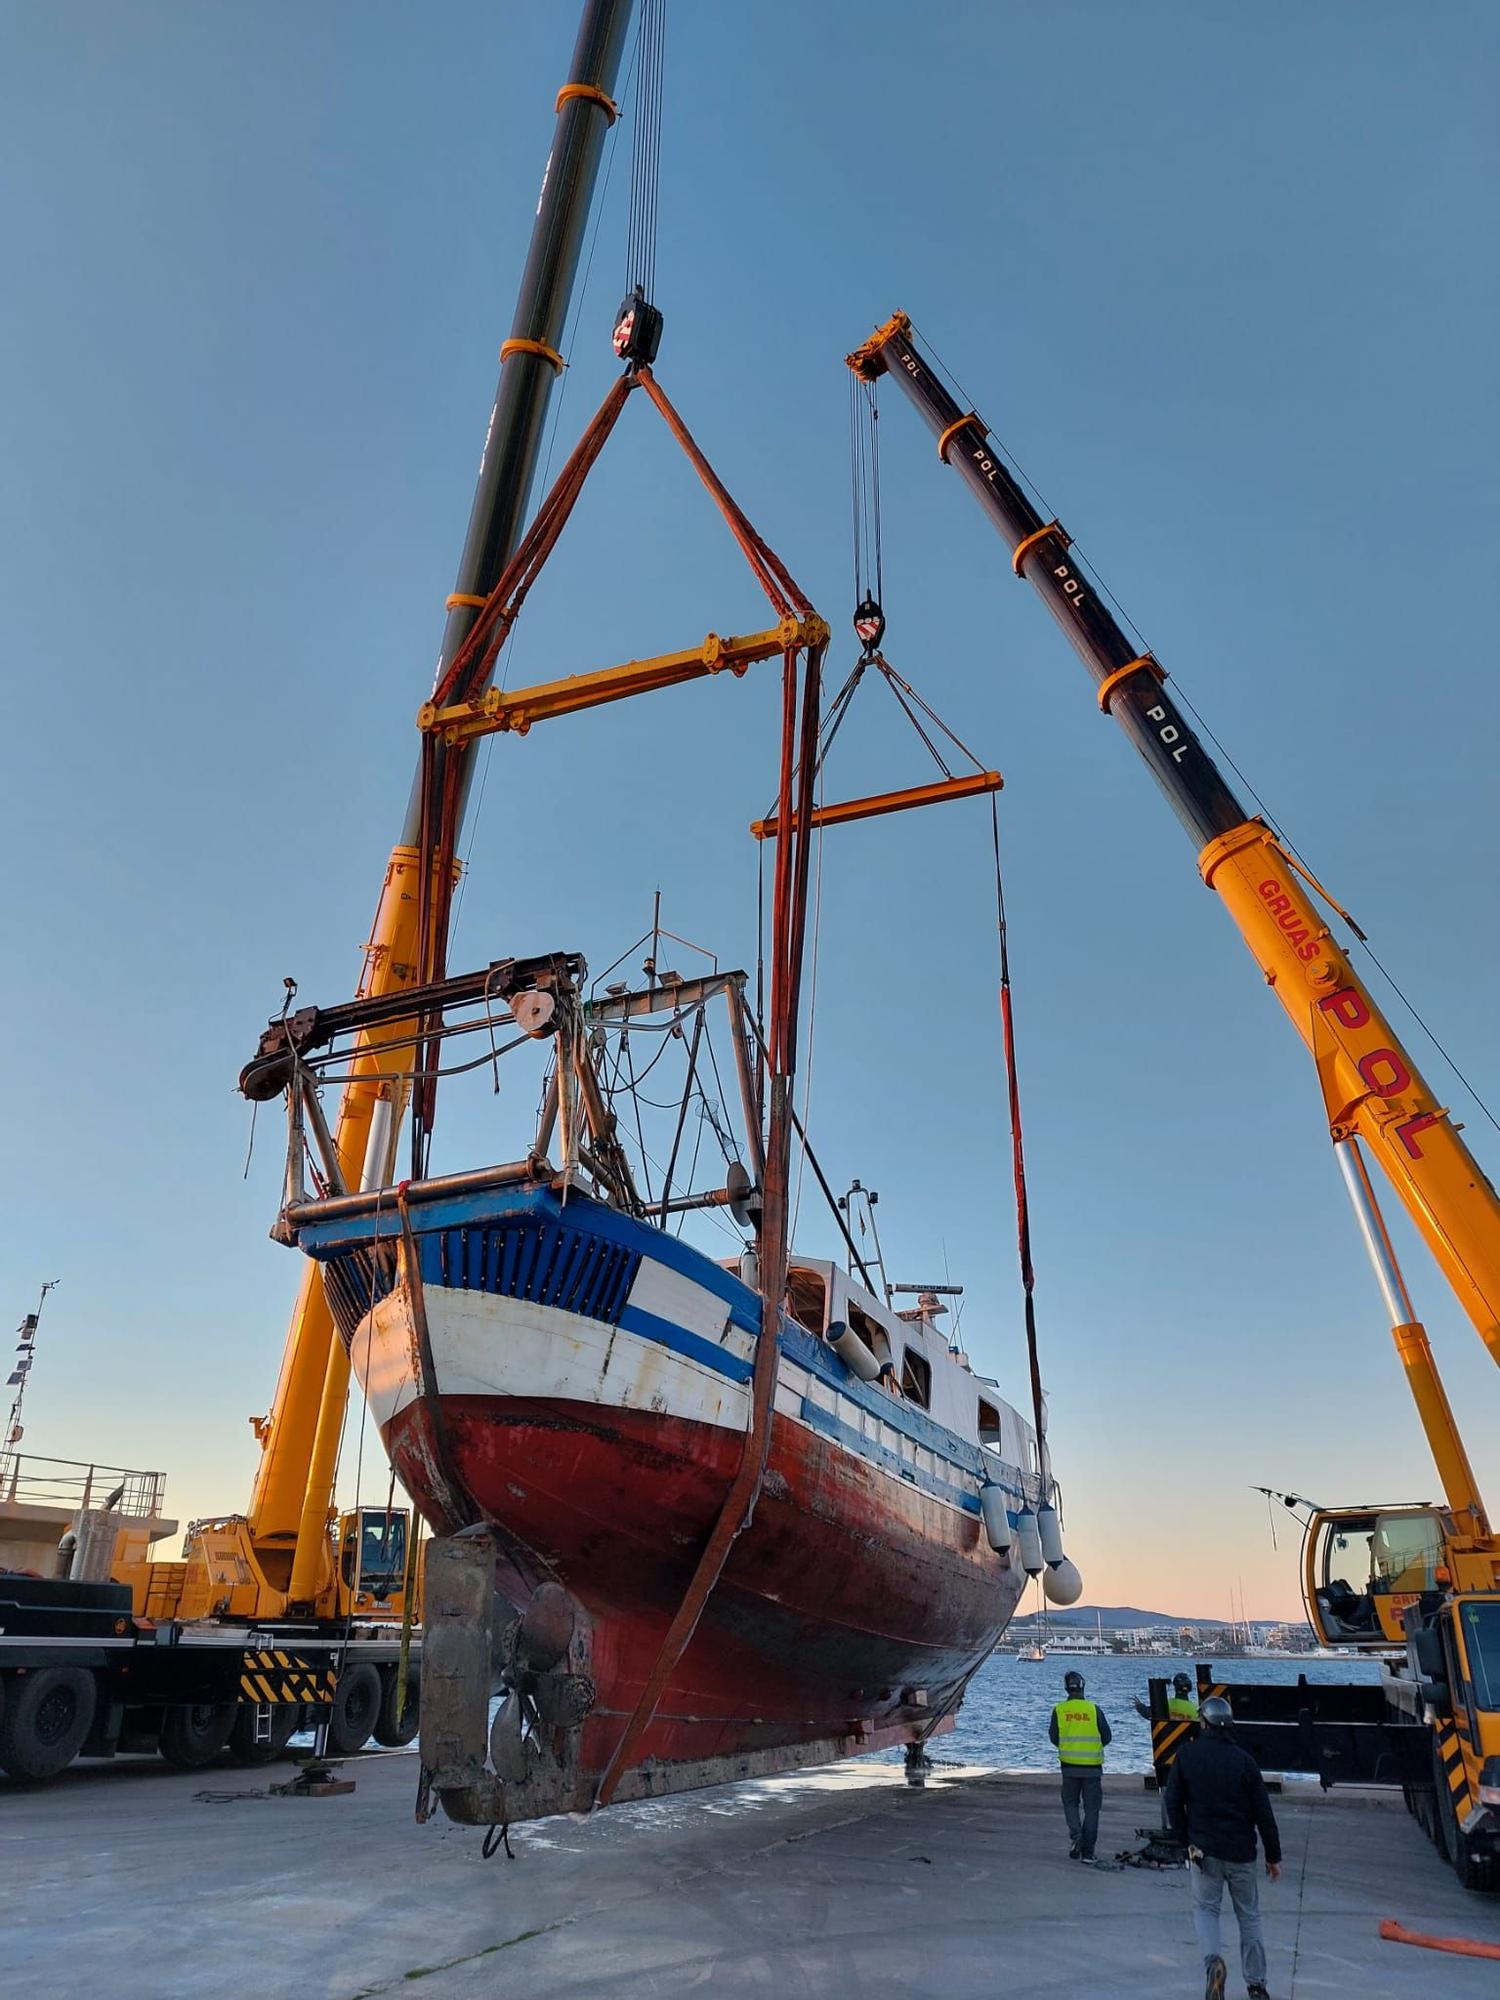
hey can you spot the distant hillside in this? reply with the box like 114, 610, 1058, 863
1011, 1604, 1231, 1630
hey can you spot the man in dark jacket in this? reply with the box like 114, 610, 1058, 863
1164, 1696, 1281, 2000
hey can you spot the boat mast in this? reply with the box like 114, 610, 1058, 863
249, 0, 635, 1608
2, 1280, 59, 1477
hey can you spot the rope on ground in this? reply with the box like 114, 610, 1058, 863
1286, 1791, 1316, 1998
1379, 1919, 1500, 1962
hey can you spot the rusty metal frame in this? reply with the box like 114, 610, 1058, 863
417, 616, 827, 746
751, 768, 1003, 841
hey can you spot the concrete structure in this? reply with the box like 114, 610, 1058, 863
6, 1753, 1498, 1996
0, 1453, 175, 1575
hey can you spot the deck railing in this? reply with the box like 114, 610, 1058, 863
0, 1452, 166, 1521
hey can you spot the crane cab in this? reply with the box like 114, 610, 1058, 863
1303, 1503, 1449, 1650
336, 1507, 415, 1618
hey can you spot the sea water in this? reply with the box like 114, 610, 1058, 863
921, 1651, 1384, 1773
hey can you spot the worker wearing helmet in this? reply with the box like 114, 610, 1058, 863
1133, 1671, 1199, 1723
1048, 1668, 1113, 1861
1164, 1695, 1282, 2000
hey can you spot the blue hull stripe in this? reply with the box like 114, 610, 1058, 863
780, 1321, 989, 1469
796, 1395, 983, 1514
300, 1182, 757, 1322
616, 1304, 755, 1386
299, 1182, 1027, 1505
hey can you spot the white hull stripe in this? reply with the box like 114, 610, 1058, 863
617, 1302, 754, 1385
358, 1285, 1027, 1521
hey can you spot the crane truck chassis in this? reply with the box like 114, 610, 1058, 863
1147, 1646, 1500, 1892
0, 1572, 420, 1782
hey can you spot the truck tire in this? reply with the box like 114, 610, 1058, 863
228, 1702, 300, 1765
326, 1664, 381, 1756
373, 1667, 419, 1748
0, 1667, 98, 1781
1433, 1743, 1499, 1892
159, 1701, 237, 1769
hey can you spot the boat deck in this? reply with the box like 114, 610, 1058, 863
7, 1752, 1497, 1996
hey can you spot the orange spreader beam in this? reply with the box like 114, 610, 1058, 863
751, 769, 1003, 841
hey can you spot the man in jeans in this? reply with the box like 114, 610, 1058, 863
1048, 1669, 1112, 1861
1164, 1695, 1282, 2000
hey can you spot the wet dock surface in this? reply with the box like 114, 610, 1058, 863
7, 1753, 1498, 1996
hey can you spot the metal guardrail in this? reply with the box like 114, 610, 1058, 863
0, 1452, 166, 1519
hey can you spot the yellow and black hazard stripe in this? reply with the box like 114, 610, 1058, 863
1435, 1718, 1471, 1812
1156, 1680, 1226, 1780
1151, 1715, 1194, 1774
238, 1649, 339, 1706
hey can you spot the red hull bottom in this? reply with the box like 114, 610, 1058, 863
394, 1393, 1021, 1820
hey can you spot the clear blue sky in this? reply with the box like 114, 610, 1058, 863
3, 3, 1496, 1617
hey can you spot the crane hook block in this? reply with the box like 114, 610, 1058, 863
853, 596, 885, 656
613, 286, 663, 368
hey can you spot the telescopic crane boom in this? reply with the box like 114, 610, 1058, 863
848, 315, 1500, 1397
242, 0, 635, 1611
851, 313, 1500, 1892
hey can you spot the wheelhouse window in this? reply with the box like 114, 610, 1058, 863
978, 1398, 1003, 1449
900, 1347, 932, 1410
786, 1267, 827, 1335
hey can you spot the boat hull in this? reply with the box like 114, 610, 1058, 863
303, 1184, 1028, 1816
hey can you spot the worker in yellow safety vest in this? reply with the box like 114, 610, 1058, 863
1049, 1669, 1113, 1861
1134, 1671, 1200, 1723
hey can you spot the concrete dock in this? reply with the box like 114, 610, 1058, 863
6, 1752, 1498, 1997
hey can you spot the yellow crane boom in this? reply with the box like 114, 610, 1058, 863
239, 2, 635, 1611
850, 314, 1500, 1394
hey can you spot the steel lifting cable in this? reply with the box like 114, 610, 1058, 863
990, 795, 1050, 1481
849, 373, 883, 615
624, 0, 665, 301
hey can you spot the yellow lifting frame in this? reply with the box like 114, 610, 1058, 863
752, 769, 1003, 841
416, 615, 829, 745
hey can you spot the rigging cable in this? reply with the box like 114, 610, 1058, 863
624, 0, 664, 302
792, 373, 886, 1237
991, 793, 1051, 1492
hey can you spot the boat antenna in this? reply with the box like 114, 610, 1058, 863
2, 1280, 59, 1475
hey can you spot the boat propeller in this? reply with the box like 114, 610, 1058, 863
488, 1579, 597, 1780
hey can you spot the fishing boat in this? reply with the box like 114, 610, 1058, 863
238, 0, 1082, 1824
250, 941, 1079, 1817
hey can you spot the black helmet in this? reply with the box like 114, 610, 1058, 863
1200, 1695, 1232, 1730
1172, 1672, 1193, 1695
1063, 1670, 1086, 1695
